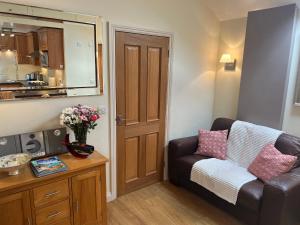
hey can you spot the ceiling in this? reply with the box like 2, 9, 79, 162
201, 0, 300, 21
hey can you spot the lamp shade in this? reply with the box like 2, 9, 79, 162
220, 54, 234, 63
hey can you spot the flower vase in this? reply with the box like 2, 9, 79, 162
64, 134, 94, 159
74, 125, 88, 145
60, 104, 101, 158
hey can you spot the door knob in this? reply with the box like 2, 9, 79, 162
116, 115, 126, 125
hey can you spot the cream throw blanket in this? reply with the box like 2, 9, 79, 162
191, 121, 282, 204
227, 121, 283, 168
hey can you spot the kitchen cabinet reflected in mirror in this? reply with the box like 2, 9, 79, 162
0, 11, 102, 101
0, 23, 65, 88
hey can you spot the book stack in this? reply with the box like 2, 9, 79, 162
30, 156, 68, 177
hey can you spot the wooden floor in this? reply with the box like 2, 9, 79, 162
108, 182, 243, 225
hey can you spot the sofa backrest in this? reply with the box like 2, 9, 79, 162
211, 118, 235, 133
211, 118, 300, 168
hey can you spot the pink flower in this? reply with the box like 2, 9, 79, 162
91, 114, 99, 122
80, 115, 88, 121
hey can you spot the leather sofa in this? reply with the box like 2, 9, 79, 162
168, 118, 300, 225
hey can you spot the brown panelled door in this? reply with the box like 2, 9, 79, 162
116, 32, 169, 196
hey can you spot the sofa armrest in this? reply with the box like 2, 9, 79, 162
168, 136, 198, 159
259, 167, 300, 225
168, 136, 198, 185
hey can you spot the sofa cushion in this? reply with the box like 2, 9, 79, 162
195, 129, 228, 159
248, 144, 297, 182
175, 155, 210, 178
190, 159, 257, 204
237, 180, 264, 212
175, 154, 264, 212
176, 155, 264, 211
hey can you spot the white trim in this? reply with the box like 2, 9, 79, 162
106, 192, 113, 202
108, 24, 174, 201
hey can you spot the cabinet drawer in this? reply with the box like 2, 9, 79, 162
33, 179, 69, 207
35, 199, 70, 225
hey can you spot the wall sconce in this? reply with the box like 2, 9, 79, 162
220, 53, 236, 71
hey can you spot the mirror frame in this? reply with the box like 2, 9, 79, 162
0, 1, 104, 101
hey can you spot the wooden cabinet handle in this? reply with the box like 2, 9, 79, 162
47, 211, 62, 219
45, 190, 60, 198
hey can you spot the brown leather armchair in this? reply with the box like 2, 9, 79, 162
168, 118, 300, 225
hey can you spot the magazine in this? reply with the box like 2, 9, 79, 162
31, 156, 67, 177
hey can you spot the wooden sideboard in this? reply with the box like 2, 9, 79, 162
0, 151, 108, 225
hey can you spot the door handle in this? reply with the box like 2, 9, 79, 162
116, 115, 126, 125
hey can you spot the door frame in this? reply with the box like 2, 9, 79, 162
109, 24, 174, 201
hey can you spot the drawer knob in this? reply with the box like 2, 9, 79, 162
47, 211, 62, 219
45, 190, 60, 198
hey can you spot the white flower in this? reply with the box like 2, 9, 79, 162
64, 116, 72, 123
63, 107, 74, 114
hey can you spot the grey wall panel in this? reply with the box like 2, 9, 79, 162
237, 4, 297, 129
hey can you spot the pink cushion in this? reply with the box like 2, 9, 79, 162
195, 129, 228, 160
248, 144, 297, 182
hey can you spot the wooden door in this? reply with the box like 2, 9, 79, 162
116, 32, 169, 196
0, 191, 32, 225
71, 170, 103, 225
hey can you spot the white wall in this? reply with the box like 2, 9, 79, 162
2, 0, 220, 199
213, 15, 300, 137
213, 18, 247, 120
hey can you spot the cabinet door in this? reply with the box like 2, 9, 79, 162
15, 34, 30, 64
26, 33, 34, 54
0, 35, 15, 50
47, 28, 64, 70
72, 170, 103, 225
0, 191, 32, 225
38, 30, 48, 51
26, 32, 40, 65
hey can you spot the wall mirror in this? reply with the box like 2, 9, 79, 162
0, 2, 103, 101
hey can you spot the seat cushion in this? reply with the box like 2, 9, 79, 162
237, 180, 264, 212
175, 155, 209, 179
175, 154, 264, 212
